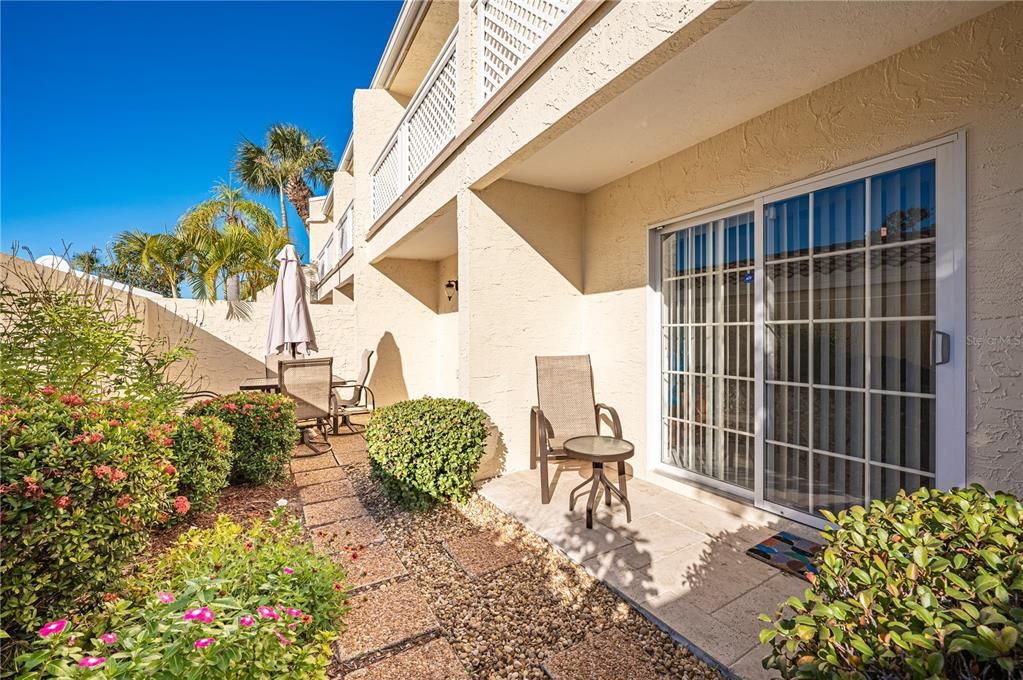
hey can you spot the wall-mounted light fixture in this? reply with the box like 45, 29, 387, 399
444, 279, 459, 302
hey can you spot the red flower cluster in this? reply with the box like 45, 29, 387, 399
93, 466, 127, 482
40, 385, 57, 396
191, 418, 204, 431
107, 419, 122, 428
173, 496, 191, 515
221, 403, 239, 413
22, 476, 43, 499
54, 496, 72, 509
162, 463, 177, 477
59, 394, 85, 407
116, 495, 133, 508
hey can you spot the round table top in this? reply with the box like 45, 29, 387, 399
563, 436, 635, 462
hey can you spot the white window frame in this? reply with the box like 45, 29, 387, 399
646, 132, 967, 528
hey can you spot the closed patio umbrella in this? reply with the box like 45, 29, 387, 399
265, 244, 318, 358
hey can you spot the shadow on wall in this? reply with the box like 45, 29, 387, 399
369, 332, 409, 406
146, 300, 265, 395
373, 258, 442, 313
477, 179, 586, 293
476, 417, 508, 482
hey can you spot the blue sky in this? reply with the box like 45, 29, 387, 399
1, 0, 401, 265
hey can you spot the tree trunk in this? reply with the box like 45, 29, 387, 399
284, 176, 313, 233
225, 274, 241, 302
277, 188, 289, 236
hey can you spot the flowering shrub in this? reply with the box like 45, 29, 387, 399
168, 415, 234, 512
761, 485, 1023, 678
185, 392, 298, 485
0, 390, 177, 642
13, 508, 348, 677
366, 397, 489, 511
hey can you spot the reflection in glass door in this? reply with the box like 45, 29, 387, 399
763, 161, 938, 518
661, 212, 755, 492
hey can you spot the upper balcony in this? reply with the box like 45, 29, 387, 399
314, 200, 355, 301
369, 0, 583, 223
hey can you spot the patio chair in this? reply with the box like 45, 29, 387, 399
532, 355, 623, 504
332, 350, 376, 434
278, 357, 334, 455
265, 353, 284, 378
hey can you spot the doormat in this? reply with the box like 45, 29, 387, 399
746, 531, 823, 580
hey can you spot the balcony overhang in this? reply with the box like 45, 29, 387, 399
369, 199, 456, 265
502, 0, 1000, 194
373, 0, 459, 103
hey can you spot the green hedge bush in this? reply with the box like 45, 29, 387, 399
14, 509, 348, 678
185, 392, 298, 485
0, 390, 177, 642
761, 485, 1023, 679
366, 397, 489, 511
168, 416, 234, 513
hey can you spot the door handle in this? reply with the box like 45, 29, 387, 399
932, 330, 950, 366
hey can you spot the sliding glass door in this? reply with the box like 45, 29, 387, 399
657, 139, 963, 526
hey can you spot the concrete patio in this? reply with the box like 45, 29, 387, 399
479, 463, 821, 680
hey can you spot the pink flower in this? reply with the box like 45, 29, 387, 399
193, 637, 215, 649
274, 629, 291, 646
173, 496, 190, 515
239, 615, 255, 627
54, 495, 72, 509
257, 606, 279, 620
38, 619, 68, 637
41, 385, 56, 396
99, 633, 118, 644
285, 607, 302, 618
157, 591, 174, 604
183, 606, 214, 623
78, 656, 105, 668
282, 567, 294, 575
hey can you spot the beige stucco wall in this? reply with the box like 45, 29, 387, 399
581, 3, 1023, 493
458, 180, 587, 473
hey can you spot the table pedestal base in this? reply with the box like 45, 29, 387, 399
568, 461, 631, 529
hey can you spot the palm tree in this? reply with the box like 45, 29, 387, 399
178, 181, 288, 301
112, 230, 188, 298
70, 247, 102, 274
233, 123, 334, 235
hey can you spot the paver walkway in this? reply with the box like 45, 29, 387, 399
290, 437, 467, 678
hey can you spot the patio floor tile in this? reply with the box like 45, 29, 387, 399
343, 638, 469, 679
335, 580, 440, 662
648, 598, 756, 667
710, 573, 808, 641
443, 531, 524, 577
290, 453, 337, 473
596, 512, 705, 568
294, 466, 348, 487
333, 541, 408, 591
543, 628, 667, 680
299, 479, 356, 504
304, 496, 367, 527
312, 517, 384, 554
729, 644, 775, 680
538, 521, 633, 563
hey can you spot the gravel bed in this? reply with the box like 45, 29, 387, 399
338, 459, 722, 680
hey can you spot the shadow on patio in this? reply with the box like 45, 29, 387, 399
478, 463, 817, 679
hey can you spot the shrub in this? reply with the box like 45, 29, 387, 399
366, 397, 489, 511
761, 485, 1023, 679
0, 261, 193, 415
13, 509, 347, 678
0, 390, 178, 643
168, 416, 234, 513
186, 392, 298, 485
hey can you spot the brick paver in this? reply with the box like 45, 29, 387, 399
343, 638, 469, 679
333, 541, 407, 591
543, 628, 666, 680
335, 580, 440, 661
312, 516, 384, 554
443, 531, 524, 577
291, 453, 338, 473
294, 466, 348, 487
304, 496, 367, 527
299, 479, 356, 504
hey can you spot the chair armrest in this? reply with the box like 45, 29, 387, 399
363, 386, 376, 411
531, 406, 551, 451
595, 403, 623, 438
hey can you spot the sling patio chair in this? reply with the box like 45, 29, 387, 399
332, 349, 376, 434
531, 355, 623, 504
265, 353, 285, 378
279, 357, 334, 455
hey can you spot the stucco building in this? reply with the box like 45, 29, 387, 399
306, 0, 1023, 529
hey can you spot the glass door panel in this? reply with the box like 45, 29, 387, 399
661, 212, 755, 492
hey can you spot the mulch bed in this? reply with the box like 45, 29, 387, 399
147, 479, 300, 558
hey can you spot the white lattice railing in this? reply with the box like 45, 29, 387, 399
370, 31, 459, 221
478, 0, 580, 103
316, 235, 335, 281
334, 201, 354, 261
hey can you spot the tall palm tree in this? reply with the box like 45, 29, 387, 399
233, 123, 334, 235
112, 230, 189, 298
178, 181, 288, 301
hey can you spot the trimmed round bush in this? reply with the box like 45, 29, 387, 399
0, 389, 177, 642
14, 509, 348, 678
169, 415, 234, 513
761, 485, 1023, 679
366, 397, 489, 511
186, 392, 298, 485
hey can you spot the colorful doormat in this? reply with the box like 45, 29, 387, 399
746, 531, 823, 580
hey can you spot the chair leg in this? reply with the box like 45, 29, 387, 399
540, 448, 551, 505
